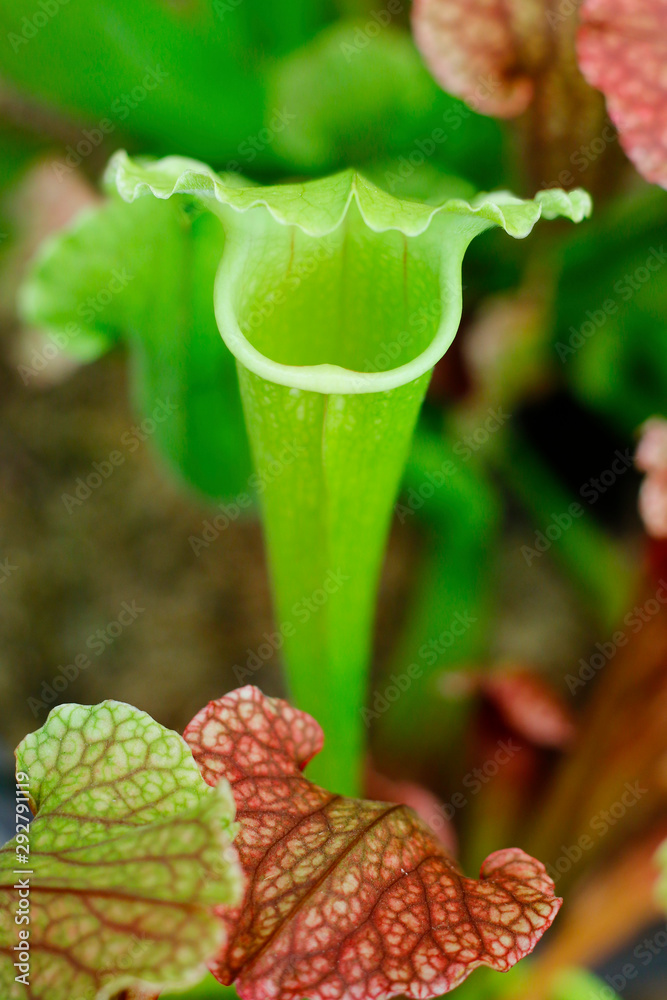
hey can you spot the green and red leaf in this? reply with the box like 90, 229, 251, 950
184, 686, 562, 1000
0, 701, 243, 1000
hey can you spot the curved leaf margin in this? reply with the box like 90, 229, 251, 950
108, 151, 591, 239
0, 700, 243, 1000
108, 153, 590, 395
184, 686, 562, 1000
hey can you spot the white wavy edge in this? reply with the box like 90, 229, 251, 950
214, 239, 465, 393
108, 152, 592, 394
109, 151, 591, 238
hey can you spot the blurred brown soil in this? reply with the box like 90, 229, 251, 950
0, 346, 417, 746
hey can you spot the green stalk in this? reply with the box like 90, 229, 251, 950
111, 153, 591, 795
236, 370, 429, 792
214, 205, 451, 793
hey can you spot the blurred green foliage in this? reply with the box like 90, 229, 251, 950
554, 188, 667, 433
21, 193, 252, 499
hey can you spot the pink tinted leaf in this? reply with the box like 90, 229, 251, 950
412, 0, 610, 193
411, 0, 543, 117
577, 0, 667, 186
636, 418, 667, 473
184, 686, 562, 1000
636, 418, 667, 537
639, 470, 667, 539
482, 667, 576, 749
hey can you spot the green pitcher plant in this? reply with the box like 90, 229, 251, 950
25, 152, 591, 794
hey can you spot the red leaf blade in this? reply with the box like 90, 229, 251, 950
577, 0, 667, 187
185, 686, 562, 1000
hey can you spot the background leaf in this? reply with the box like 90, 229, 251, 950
266, 19, 506, 188
0, 0, 270, 164
107, 153, 590, 793
20, 191, 252, 501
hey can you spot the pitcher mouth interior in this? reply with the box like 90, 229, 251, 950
214, 204, 464, 395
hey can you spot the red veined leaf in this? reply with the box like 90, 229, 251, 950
0, 701, 242, 1000
364, 760, 458, 854
577, 0, 667, 187
184, 686, 562, 1000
